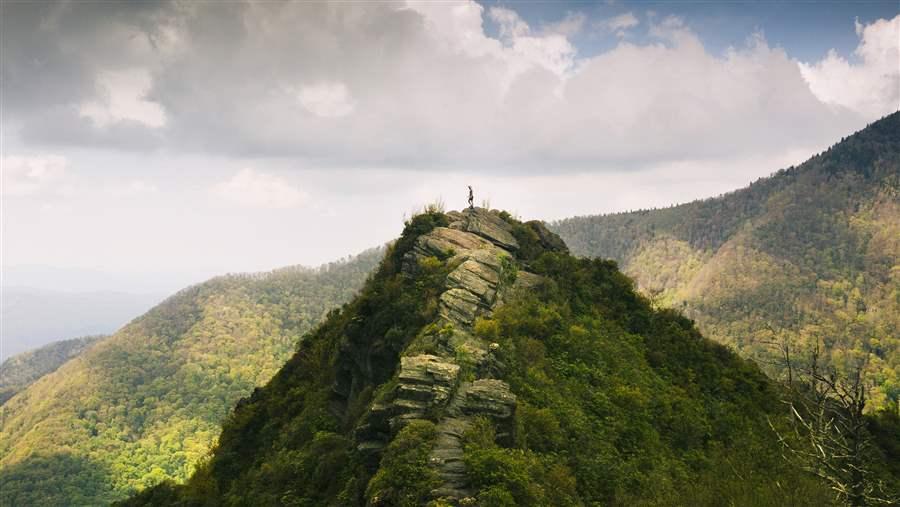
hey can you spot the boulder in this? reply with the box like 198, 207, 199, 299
455, 208, 519, 251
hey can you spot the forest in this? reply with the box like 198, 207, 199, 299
0, 335, 104, 405
121, 208, 897, 506
0, 250, 382, 506
552, 112, 900, 412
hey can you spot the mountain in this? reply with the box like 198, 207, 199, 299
0, 249, 382, 506
0, 335, 104, 405
551, 112, 900, 411
1, 287, 164, 360
122, 207, 883, 506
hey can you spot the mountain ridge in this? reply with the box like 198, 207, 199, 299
551, 111, 900, 409
122, 207, 869, 506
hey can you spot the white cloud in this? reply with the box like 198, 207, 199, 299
213, 168, 307, 209
799, 15, 900, 119
489, 7, 531, 39
541, 12, 586, 37
295, 82, 356, 118
105, 180, 159, 197
596, 12, 640, 37
79, 68, 167, 128
1, 155, 68, 196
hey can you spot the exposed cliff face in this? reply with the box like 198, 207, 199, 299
354, 208, 533, 502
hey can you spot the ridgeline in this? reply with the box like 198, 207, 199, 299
122, 207, 890, 506
552, 112, 900, 411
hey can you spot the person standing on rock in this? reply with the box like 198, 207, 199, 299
468, 186, 474, 209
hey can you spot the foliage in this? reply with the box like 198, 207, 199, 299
551, 111, 900, 411
121, 208, 887, 506
118, 211, 452, 506
366, 420, 440, 506
0, 249, 383, 506
0, 335, 104, 405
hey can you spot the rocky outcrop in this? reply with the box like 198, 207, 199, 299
392, 355, 460, 426
358, 209, 561, 504
447, 208, 519, 251
429, 379, 517, 500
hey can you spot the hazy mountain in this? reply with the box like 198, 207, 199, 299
123, 208, 892, 506
0, 249, 382, 506
1, 287, 164, 360
551, 112, 899, 410
0, 335, 104, 405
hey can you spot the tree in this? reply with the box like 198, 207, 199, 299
770, 337, 897, 506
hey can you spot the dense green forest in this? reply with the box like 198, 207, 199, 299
552, 112, 900, 412
0, 250, 381, 506
123, 208, 897, 506
0, 335, 104, 405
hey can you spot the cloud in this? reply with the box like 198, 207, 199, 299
79, 68, 167, 128
0, 1, 886, 171
1, 155, 68, 196
798, 15, 900, 119
541, 12, 586, 37
294, 82, 355, 118
596, 12, 640, 37
213, 168, 307, 209
105, 180, 160, 197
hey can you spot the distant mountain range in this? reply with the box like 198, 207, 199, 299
1, 287, 164, 360
552, 111, 899, 410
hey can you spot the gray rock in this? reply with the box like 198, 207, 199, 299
463, 379, 517, 420
458, 208, 519, 251
399, 354, 460, 383
412, 227, 494, 260
439, 288, 484, 328
386, 355, 461, 430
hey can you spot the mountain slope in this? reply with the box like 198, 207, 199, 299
552, 112, 900, 410
125, 208, 858, 506
0, 335, 104, 405
0, 250, 381, 506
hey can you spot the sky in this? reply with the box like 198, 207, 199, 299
2, 0, 899, 293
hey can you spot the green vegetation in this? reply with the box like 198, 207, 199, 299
0, 250, 382, 506
367, 421, 440, 506
552, 112, 900, 411
123, 208, 895, 506
0, 335, 104, 405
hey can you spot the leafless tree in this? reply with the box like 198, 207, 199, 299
767, 337, 897, 506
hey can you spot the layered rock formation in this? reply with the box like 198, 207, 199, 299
357, 208, 535, 503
